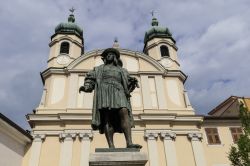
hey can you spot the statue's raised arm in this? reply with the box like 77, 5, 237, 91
79, 70, 96, 93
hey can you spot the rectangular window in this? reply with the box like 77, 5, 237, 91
230, 127, 243, 143
205, 128, 221, 144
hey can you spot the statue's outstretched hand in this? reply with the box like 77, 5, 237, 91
79, 86, 85, 93
128, 77, 139, 93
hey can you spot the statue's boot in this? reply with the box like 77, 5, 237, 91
127, 144, 142, 149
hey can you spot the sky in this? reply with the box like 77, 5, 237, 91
0, 0, 250, 129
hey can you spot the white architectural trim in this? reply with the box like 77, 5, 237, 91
28, 134, 46, 166
144, 131, 159, 166
79, 130, 93, 166
184, 90, 192, 108
59, 133, 76, 166
141, 75, 152, 109
39, 88, 47, 107
67, 73, 79, 108
160, 132, 178, 166
155, 75, 167, 109
188, 133, 207, 166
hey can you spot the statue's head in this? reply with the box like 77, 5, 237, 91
101, 48, 121, 65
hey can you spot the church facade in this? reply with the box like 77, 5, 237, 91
22, 13, 242, 166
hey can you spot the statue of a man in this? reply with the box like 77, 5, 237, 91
79, 48, 142, 149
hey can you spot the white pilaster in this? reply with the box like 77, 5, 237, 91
28, 134, 46, 166
39, 88, 47, 107
79, 131, 93, 166
67, 74, 79, 108
141, 75, 152, 109
59, 133, 76, 166
155, 76, 167, 109
144, 131, 159, 166
184, 90, 192, 108
188, 133, 206, 166
160, 132, 178, 166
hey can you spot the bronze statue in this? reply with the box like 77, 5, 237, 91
79, 48, 142, 149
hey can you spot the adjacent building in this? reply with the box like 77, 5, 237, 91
0, 113, 32, 166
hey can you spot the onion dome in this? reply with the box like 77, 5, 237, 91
54, 13, 83, 38
144, 17, 175, 44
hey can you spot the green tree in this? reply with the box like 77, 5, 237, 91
228, 103, 250, 166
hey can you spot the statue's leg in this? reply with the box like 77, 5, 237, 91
119, 108, 133, 146
119, 108, 142, 149
104, 111, 115, 148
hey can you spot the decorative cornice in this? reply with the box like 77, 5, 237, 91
79, 130, 93, 141
59, 133, 76, 141
32, 134, 46, 142
49, 36, 83, 48
187, 133, 203, 141
27, 113, 203, 128
145, 39, 178, 51
160, 132, 176, 140
144, 131, 158, 140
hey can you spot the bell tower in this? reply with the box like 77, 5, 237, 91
47, 9, 84, 68
143, 16, 179, 70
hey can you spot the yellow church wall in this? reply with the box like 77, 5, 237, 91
164, 77, 186, 109
172, 122, 200, 130
147, 46, 159, 60
48, 44, 57, 61
43, 75, 52, 107
39, 136, 61, 166
175, 135, 196, 166
138, 58, 159, 71
74, 56, 95, 70
90, 133, 108, 151
145, 121, 171, 129
33, 122, 64, 131
65, 121, 92, 130
47, 74, 69, 108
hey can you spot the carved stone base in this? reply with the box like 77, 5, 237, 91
89, 149, 148, 166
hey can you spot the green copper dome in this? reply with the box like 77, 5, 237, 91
55, 14, 83, 38
144, 17, 175, 44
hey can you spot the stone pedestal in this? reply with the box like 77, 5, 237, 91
89, 148, 148, 166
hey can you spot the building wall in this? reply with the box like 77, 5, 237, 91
0, 131, 25, 166
201, 120, 241, 166
0, 117, 31, 166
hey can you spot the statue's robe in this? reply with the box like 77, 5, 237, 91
84, 64, 135, 133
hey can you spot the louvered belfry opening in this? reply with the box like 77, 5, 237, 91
60, 42, 70, 54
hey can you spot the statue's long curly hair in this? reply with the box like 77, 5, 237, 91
102, 55, 120, 66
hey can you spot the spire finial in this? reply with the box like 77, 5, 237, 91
150, 10, 156, 17
68, 7, 76, 23
69, 7, 75, 14
150, 10, 158, 26
113, 37, 119, 48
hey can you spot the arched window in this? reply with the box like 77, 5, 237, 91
160, 45, 170, 57
60, 42, 70, 54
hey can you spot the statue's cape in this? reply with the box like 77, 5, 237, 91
87, 65, 134, 132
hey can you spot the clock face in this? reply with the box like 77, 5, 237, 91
57, 55, 70, 65
160, 58, 173, 68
